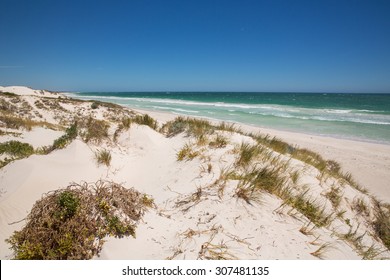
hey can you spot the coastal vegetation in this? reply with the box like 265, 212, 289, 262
6, 181, 153, 260
95, 149, 112, 167
1, 90, 390, 259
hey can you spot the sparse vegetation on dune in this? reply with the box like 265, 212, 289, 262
234, 142, 261, 167
373, 202, 390, 250
0, 114, 51, 131
80, 117, 109, 144
0, 140, 34, 158
0, 140, 35, 168
6, 181, 153, 260
95, 149, 112, 167
161, 116, 214, 137
209, 134, 228, 148
177, 143, 199, 161
2, 91, 390, 259
132, 114, 158, 130
0, 91, 18, 97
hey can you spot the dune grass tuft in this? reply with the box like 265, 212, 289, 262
161, 116, 214, 138
372, 202, 390, 250
177, 143, 199, 161
324, 186, 342, 209
235, 142, 261, 168
95, 149, 112, 167
209, 134, 228, 148
284, 191, 332, 228
133, 114, 158, 130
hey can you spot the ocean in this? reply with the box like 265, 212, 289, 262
69, 92, 390, 144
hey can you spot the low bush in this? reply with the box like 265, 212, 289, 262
0, 141, 34, 158
6, 181, 153, 259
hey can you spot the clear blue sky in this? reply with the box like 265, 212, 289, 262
1, 0, 390, 92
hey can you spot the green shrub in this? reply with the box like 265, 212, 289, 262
52, 122, 78, 150
0, 91, 18, 97
0, 141, 34, 157
6, 181, 153, 259
57, 191, 80, 219
91, 102, 99, 109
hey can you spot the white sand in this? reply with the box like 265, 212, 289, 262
136, 109, 390, 202
0, 86, 389, 260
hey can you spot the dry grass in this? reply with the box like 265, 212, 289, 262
310, 242, 331, 259
324, 186, 342, 208
235, 184, 262, 205
0, 114, 57, 131
80, 117, 109, 144
6, 181, 152, 259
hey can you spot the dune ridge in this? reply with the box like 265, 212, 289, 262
0, 86, 389, 260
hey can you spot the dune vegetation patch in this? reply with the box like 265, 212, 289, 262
6, 181, 153, 260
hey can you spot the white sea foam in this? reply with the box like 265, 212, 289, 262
74, 94, 390, 126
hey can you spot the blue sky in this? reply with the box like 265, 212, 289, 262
1, 0, 390, 92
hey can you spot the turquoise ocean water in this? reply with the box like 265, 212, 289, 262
70, 92, 390, 144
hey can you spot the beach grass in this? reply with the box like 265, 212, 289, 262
95, 149, 112, 167
177, 143, 199, 161
234, 142, 261, 167
133, 114, 158, 130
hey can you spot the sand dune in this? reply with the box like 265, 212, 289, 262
0, 86, 389, 260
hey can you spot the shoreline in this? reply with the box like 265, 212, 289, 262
67, 92, 390, 146
1, 86, 390, 260
135, 108, 390, 203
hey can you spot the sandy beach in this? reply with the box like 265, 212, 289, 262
1, 86, 389, 260
136, 109, 390, 203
